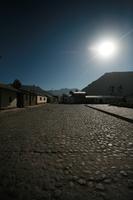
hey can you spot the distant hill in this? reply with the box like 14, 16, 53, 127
47, 88, 78, 96
82, 71, 133, 96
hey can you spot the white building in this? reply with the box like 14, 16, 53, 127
21, 85, 48, 105
37, 95, 47, 104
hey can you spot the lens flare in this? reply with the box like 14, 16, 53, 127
97, 41, 116, 58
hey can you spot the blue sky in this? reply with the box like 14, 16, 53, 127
0, 0, 133, 90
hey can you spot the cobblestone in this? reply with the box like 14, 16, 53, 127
96, 183, 105, 191
0, 104, 133, 199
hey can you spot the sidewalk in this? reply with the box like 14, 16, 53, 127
0, 104, 46, 113
86, 104, 133, 123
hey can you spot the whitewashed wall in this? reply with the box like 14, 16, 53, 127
37, 95, 47, 104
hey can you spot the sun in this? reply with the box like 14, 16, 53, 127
89, 38, 118, 61
97, 41, 116, 58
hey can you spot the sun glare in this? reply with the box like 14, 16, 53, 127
97, 41, 116, 58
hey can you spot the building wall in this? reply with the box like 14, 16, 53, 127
30, 95, 37, 106
86, 98, 99, 104
23, 94, 30, 107
37, 95, 47, 104
71, 95, 86, 104
85, 96, 123, 104
126, 97, 133, 104
17, 92, 37, 107
0, 89, 17, 109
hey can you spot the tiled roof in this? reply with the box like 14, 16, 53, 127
0, 83, 18, 92
21, 85, 53, 97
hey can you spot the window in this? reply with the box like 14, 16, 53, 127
40, 97, 42, 101
44, 97, 45, 101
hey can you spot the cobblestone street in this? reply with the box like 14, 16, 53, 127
0, 104, 133, 200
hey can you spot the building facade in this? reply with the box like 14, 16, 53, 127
0, 83, 18, 109
70, 91, 86, 104
85, 95, 123, 104
16, 89, 37, 108
21, 85, 48, 105
37, 95, 47, 104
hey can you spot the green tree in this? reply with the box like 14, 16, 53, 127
69, 91, 73, 95
12, 79, 22, 89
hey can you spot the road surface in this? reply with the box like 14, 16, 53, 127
0, 104, 133, 200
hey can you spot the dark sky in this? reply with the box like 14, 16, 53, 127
0, 0, 133, 89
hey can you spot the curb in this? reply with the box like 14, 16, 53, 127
0, 104, 47, 113
85, 105, 133, 124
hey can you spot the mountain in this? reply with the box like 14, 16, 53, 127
47, 88, 78, 96
82, 71, 133, 96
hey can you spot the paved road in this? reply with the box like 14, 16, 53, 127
0, 104, 133, 200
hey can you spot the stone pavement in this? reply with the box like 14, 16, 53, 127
86, 104, 133, 123
0, 104, 133, 200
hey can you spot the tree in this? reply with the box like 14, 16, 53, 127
12, 79, 22, 89
69, 91, 73, 95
